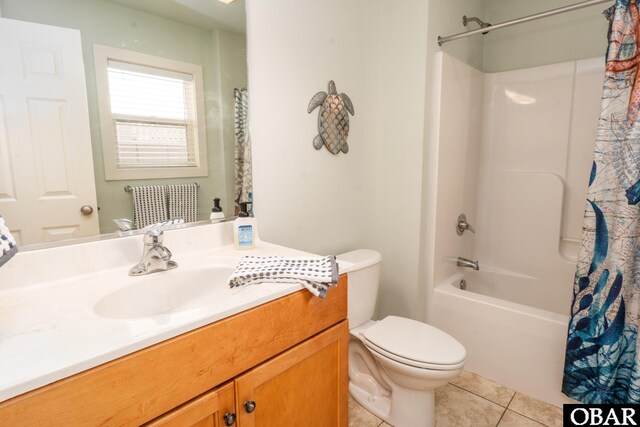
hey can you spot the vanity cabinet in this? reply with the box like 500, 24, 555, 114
145, 382, 236, 427
145, 321, 348, 427
0, 276, 348, 426
235, 321, 348, 426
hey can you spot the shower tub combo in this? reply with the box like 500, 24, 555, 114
428, 50, 604, 407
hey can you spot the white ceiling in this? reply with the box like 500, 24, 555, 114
107, 0, 246, 34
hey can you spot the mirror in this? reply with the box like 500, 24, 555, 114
0, 0, 249, 246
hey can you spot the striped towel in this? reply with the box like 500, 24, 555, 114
0, 215, 17, 267
167, 184, 199, 224
132, 185, 168, 229
229, 256, 339, 298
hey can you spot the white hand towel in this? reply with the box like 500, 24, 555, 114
229, 256, 339, 298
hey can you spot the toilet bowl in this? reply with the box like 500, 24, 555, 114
338, 250, 466, 427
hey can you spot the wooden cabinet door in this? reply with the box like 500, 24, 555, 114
235, 320, 349, 427
145, 381, 236, 427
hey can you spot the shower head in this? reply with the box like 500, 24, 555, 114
462, 15, 492, 35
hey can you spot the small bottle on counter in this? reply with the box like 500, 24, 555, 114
210, 197, 225, 220
233, 202, 256, 250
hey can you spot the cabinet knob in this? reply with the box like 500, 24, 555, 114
223, 412, 236, 426
244, 400, 256, 413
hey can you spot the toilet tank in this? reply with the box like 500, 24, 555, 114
337, 249, 382, 328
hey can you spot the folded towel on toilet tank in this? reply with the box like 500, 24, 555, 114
229, 255, 339, 298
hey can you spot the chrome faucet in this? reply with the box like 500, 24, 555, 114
113, 218, 135, 232
457, 257, 479, 271
456, 214, 475, 235
129, 229, 178, 276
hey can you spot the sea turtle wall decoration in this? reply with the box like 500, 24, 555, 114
307, 80, 354, 154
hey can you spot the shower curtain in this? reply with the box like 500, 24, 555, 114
234, 88, 253, 215
563, 0, 640, 403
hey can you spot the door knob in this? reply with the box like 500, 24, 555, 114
223, 412, 236, 426
244, 400, 256, 413
80, 205, 94, 216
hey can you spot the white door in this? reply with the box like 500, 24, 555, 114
0, 18, 99, 245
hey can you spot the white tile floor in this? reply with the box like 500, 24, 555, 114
349, 370, 563, 427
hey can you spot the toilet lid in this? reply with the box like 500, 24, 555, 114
362, 316, 466, 368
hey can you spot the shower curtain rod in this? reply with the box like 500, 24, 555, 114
437, 0, 612, 46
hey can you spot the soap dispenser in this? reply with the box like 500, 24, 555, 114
233, 203, 256, 250
210, 197, 225, 220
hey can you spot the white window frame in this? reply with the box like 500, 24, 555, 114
93, 44, 208, 181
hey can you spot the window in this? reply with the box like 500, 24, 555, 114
94, 45, 208, 180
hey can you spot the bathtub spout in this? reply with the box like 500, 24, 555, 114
457, 257, 479, 270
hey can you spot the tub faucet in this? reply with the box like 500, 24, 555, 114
129, 229, 178, 276
457, 257, 479, 271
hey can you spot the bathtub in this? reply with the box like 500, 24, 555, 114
431, 270, 576, 407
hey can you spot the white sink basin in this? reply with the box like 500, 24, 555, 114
93, 265, 236, 319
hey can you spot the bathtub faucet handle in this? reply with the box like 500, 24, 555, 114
456, 214, 475, 235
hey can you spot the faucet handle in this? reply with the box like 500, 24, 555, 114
456, 214, 475, 235
143, 228, 164, 245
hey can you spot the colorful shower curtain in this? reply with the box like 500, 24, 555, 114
563, 0, 640, 403
234, 88, 253, 215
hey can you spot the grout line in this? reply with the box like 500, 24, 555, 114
448, 382, 510, 408
507, 408, 551, 427
506, 394, 552, 427
453, 375, 559, 427
447, 383, 513, 427
495, 407, 508, 427
507, 410, 550, 427
356, 401, 384, 427
350, 397, 385, 427
494, 393, 517, 427
506, 393, 516, 408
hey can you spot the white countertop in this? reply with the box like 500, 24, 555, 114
0, 223, 353, 402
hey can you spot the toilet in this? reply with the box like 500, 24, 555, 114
337, 249, 466, 427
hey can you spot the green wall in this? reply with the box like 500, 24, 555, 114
0, 0, 247, 232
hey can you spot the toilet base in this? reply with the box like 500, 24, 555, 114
349, 382, 390, 421
386, 385, 435, 427
350, 381, 435, 427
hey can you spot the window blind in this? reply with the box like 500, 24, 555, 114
107, 60, 199, 168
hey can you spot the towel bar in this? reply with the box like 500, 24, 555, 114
124, 183, 200, 193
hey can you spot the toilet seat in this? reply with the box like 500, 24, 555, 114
361, 316, 466, 371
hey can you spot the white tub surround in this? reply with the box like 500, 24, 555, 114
428, 53, 603, 407
0, 221, 351, 402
